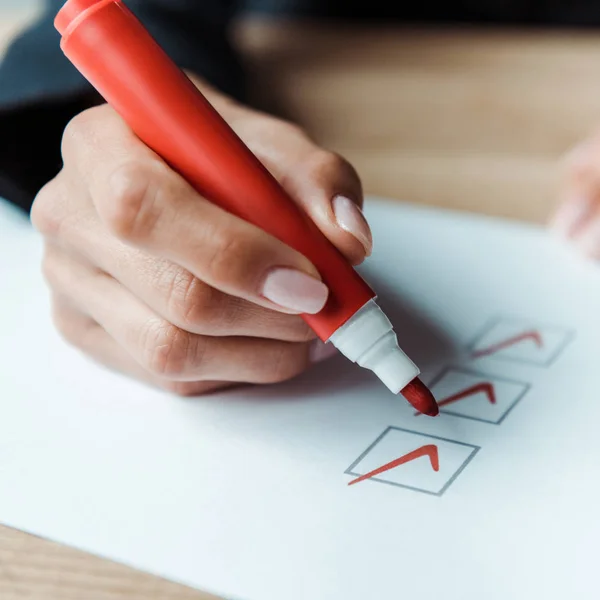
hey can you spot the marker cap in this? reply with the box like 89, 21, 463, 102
328, 299, 420, 393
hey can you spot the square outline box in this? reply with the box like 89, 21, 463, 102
467, 315, 575, 368
425, 366, 531, 425
344, 426, 480, 497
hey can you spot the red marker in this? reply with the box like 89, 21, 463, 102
54, 0, 439, 416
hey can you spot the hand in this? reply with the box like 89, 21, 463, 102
31, 79, 372, 395
550, 132, 600, 258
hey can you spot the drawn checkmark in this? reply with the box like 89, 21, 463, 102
472, 330, 543, 359
348, 444, 439, 486
415, 382, 496, 416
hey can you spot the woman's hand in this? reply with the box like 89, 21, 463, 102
31, 78, 372, 395
551, 131, 600, 258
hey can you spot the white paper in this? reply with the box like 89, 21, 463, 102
1, 196, 600, 600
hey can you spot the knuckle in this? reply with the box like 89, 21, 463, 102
61, 106, 104, 158
40, 246, 61, 288
138, 318, 203, 378
100, 161, 165, 242
203, 227, 248, 284
61, 110, 90, 154
31, 180, 62, 237
310, 150, 352, 178
61, 104, 122, 161
299, 150, 363, 198
159, 263, 217, 329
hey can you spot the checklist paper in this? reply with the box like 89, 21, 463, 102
1, 196, 599, 600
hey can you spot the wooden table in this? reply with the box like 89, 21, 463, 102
238, 19, 600, 224
2, 7, 600, 600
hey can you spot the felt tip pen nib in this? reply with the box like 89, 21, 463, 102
400, 378, 439, 416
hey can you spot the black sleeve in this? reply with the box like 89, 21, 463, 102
0, 0, 244, 214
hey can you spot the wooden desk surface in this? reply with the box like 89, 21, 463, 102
2, 7, 600, 600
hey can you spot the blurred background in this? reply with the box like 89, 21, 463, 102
4, 0, 37, 6
3, 0, 600, 223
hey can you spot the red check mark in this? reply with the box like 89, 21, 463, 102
472, 330, 543, 359
415, 382, 496, 416
348, 444, 439, 486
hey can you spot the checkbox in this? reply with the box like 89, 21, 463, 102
469, 317, 574, 367
345, 427, 479, 496
424, 367, 530, 424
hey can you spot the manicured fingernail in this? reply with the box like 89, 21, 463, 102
262, 268, 329, 314
575, 219, 600, 260
309, 340, 338, 363
550, 195, 594, 239
332, 195, 373, 256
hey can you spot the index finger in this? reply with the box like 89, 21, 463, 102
61, 105, 329, 315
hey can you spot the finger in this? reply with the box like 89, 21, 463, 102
551, 138, 600, 239
50, 291, 159, 382
230, 113, 371, 265
35, 181, 316, 343
572, 212, 600, 259
61, 105, 329, 316
43, 244, 327, 384
51, 294, 233, 396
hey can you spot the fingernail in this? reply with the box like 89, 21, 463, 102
550, 195, 594, 239
309, 340, 338, 363
332, 195, 373, 256
262, 268, 329, 314
575, 219, 600, 260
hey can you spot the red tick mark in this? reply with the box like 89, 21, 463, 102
415, 382, 496, 416
348, 444, 439, 486
472, 330, 543, 359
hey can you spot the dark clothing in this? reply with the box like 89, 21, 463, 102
0, 0, 243, 212
2, 0, 600, 213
